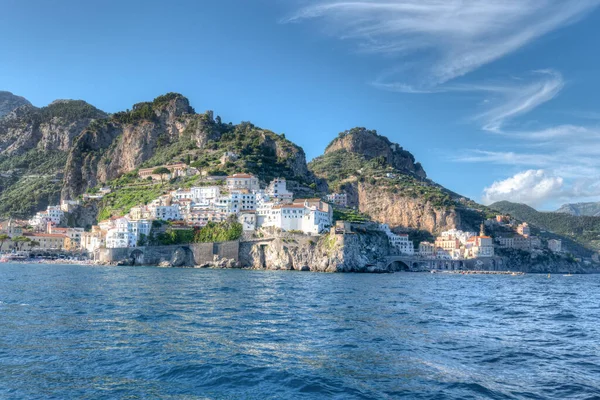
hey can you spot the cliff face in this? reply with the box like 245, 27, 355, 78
0, 91, 31, 119
325, 127, 426, 178
556, 202, 600, 217
357, 182, 459, 233
309, 127, 468, 234
0, 100, 106, 155
239, 231, 400, 272
61, 95, 220, 199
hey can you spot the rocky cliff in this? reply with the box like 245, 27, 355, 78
239, 230, 399, 272
325, 127, 426, 178
309, 128, 481, 234
0, 99, 106, 155
61, 94, 216, 199
0, 91, 31, 119
356, 182, 460, 233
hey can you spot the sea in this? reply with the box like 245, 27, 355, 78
1, 263, 599, 399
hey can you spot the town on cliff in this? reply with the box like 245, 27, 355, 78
0, 166, 583, 272
0, 92, 597, 272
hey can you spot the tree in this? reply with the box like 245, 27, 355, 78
152, 167, 171, 183
0, 234, 9, 252
12, 236, 31, 251
137, 233, 148, 247
28, 240, 40, 250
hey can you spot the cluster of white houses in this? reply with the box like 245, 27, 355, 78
77, 174, 334, 251
4, 179, 567, 260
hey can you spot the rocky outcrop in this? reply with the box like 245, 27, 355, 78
326, 127, 426, 178
0, 99, 106, 155
357, 182, 459, 233
61, 95, 220, 199
0, 91, 31, 119
240, 231, 402, 272
556, 202, 600, 217
64, 201, 99, 230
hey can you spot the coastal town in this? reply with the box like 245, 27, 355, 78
0, 162, 573, 267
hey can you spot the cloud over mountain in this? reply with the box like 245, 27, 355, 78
482, 169, 564, 206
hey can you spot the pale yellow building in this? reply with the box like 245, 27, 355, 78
25, 233, 67, 250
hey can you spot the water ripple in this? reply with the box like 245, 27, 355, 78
1, 264, 600, 399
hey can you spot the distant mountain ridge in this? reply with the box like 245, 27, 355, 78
556, 202, 600, 217
0, 91, 31, 118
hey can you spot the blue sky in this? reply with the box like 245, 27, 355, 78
2, 1, 600, 210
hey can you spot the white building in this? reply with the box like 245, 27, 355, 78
104, 217, 151, 248
170, 188, 194, 201
191, 186, 220, 205
440, 229, 475, 245
226, 174, 260, 192
186, 209, 227, 227
28, 205, 64, 230
149, 205, 182, 221
257, 199, 332, 235
106, 218, 135, 248
326, 193, 348, 207
379, 224, 414, 255
266, 178, 293, 201
128, 219, 152, 245
238, 211, 257, 231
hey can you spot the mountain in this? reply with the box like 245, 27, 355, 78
309, 128, 488, 234
61, 93, 313, 200
0, 91, 31, 118
0, 92, 314, 218
0, 91, 492, 237
490, 200, 600, 253
556, 202, 600, 217
0, 99, 108, 217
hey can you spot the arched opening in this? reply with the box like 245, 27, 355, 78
130, 249, 144, 266
388, 260, 410, 271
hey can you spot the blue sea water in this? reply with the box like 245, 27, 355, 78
1, 264, 599, 399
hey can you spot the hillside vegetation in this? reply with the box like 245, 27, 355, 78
491, 201, 600, 251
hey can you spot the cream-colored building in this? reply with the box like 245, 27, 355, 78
226, 174, 260, 192
25, 233, 67, 250
419, 241, 435, 257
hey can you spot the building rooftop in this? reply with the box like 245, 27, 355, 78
25, 233, 68, 238
227, 173, 255, 179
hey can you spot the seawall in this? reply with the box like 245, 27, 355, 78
98, 241, 239, 267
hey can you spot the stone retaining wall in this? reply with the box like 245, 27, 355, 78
98, 241, 239, 267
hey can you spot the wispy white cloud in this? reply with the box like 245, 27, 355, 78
474, 70, 565, 133
284, 1, 600, 207
284, 1, 600, 91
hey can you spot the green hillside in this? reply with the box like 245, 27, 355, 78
490, 201, 600, 252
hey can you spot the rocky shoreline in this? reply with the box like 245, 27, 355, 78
101, 230, 599, 274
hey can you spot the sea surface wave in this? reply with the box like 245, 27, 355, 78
1, 264, 599, 399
